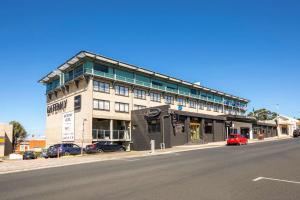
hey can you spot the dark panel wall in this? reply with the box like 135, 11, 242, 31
131, 105, 171, 151
214, 120, 226, 142
170, 116, 189, 146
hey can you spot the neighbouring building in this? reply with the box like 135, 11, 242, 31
131, 106, 277, 150
39, 51, 250, 149
0, 123, 13, 157
276, 115, 299, 136
16, 138, 46, 152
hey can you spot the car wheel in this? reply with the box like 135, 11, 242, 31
97, 148, 103, 153
64, 152, 70, 156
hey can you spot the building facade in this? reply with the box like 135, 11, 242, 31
16, 138, 46, 152
275, 115, 299, 136
0, 123, 13, 157
39, 51, 249, 149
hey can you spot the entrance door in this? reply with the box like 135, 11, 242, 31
190, 123, 201, 142
241, 128, 250, 139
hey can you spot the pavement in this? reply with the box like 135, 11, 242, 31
1, 136, 300, 200
0, 135, 291, 174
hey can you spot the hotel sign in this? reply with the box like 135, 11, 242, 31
62, 111, 75, 142
47, 100, 67, 114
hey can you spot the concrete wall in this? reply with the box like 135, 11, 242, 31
46, 78, 93, 147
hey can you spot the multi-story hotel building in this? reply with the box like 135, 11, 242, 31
39, 51, 250, 149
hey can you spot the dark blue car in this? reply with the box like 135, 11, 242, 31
85, 141, 126, 154
47, 143, 81, 158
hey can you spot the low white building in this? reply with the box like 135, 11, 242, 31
275, 115, 299, 136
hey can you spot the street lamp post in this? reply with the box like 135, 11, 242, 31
81, 118, 87, 156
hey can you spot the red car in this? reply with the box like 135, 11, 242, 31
227, 134, 248, 145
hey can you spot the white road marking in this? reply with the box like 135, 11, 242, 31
120, 158, 140, 162
253, 177, 300, 185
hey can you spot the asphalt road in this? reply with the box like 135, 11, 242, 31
1, 138, 300, 200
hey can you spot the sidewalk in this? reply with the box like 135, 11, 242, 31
0, 135, 292, 175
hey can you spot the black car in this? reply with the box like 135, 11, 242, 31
293, 129, 300, 138
23, 151, 37, 160
47, 143, 82, 158
85, 142, 126, 154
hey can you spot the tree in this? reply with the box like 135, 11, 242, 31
9, 121, 27, 151
248, 108, 278, 121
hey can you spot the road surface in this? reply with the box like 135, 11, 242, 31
1, 138, 300, 200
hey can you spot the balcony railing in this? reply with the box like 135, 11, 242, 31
46, 66, 247, 110
92, 129, 131, 142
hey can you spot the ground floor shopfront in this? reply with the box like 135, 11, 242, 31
131, 105, 278, 151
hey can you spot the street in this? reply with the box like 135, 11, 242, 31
1, 138, 300, 200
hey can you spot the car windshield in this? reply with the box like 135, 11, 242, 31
229, 134, 238, 138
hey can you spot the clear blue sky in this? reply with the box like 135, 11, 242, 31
0, 0, 299, 136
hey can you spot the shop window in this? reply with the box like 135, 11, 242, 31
205, 121, 213, 134
148, 119, 161, 133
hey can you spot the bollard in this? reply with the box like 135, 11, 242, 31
150, 140, 155, 154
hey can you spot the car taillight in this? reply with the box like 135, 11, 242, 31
92, 144, 97, 148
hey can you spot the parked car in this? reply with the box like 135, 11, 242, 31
293, 129, 300, 138
23, 151, 37, 160
47, 143, 81, 158
227, 134, 248, 145
41, 148, 49, 159
85, 141, 126, 154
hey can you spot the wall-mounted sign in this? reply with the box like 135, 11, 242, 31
177, 105, 183, 111
47, 100, 67, 114
62, 111, 75, 142
0, 136, 5, 145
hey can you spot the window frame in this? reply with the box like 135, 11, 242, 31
115, 102, 130, 113
115, 85, 129, 97
150, 92, 161, 102
93, 80, 110, 93
165, 95, 174, 105
134, 89, 146, 100
93, 99, 110, 111
189, 100, 197, 109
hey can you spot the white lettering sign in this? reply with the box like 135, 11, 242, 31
62, 111, 75, 141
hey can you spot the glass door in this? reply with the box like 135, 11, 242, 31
190, 122, 201, 142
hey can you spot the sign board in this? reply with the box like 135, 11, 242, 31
177, 105, 183, 111
62, 111, 75, 142
47, 100, 67, 114
0, 136, 5, 145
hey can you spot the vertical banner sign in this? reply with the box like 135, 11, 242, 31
62, 111, 75, 141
